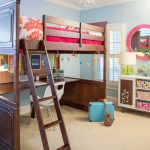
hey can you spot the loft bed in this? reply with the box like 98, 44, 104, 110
42, 16, 107, 110
23, 15, 106, 53
21, 15, 107, 110
0, 0, 106, 149
19, 14, 107, 110
43, 15, 105, 53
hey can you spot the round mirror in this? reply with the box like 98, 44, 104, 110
127, 24, 150, 60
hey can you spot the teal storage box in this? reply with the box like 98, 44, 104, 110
88, 102, 114, 122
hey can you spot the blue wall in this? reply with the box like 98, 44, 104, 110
21, 0, 80, 21
80, 54, 94, 80
80, 0, 150, 69
18, 0, 80, 106
16, 0, 150, 105
80, 0, 150, 32
80, 0, 150, 98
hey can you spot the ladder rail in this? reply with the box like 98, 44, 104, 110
41, 41, 71, 148
22, 39, 71, 150
22, 39, 50, 150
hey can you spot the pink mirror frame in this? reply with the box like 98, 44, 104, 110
126, 24, 150, 60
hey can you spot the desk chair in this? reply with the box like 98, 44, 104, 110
30, 81, 65, 129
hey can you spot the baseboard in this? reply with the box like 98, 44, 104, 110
20, 105, 30, 115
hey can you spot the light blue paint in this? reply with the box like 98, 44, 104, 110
15, 0, 80, 106
80, 54, 94, 80
60, 54, 80, 78
81, 0, 150, 32
21, 0, 80, 21
80, 0, 150, 98
9, 0, 150, 106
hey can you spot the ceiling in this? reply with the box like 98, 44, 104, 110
45, 0, 136, 10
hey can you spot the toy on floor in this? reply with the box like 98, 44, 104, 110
103, 99, 114, 126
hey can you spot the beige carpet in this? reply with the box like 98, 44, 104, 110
20, 106, 150, 150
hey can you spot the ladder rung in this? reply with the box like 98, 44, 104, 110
33, 72, 50, 76
44, 120, 63, 129
22, 39, 71, 150
29, 50, 45, 54
56, 144, 70, 150
35, 82, 49, 87
40, 73, 50, 76
38, 96, 56, 102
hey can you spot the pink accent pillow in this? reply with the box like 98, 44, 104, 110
19, 16, 43, 40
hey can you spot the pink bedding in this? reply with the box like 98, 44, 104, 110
46, 26, 104, 45
19, 16, 104, 45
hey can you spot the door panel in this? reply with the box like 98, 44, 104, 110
0, 98, 17, 150
0, 1, 19, 150
0, 1, 16, 48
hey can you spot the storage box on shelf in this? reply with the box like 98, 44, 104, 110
118, 75, 150, 113
52, 69, 64, 82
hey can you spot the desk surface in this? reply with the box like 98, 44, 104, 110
0, 77, 80, 95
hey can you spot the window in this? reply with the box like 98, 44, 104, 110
107, 23, 126, 88
94, 54, 104, 81
96, 54, 104, 81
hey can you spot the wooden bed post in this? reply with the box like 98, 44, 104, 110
43, 15, 47, 41
15, 0, 21, 149
79, 22, 82, 47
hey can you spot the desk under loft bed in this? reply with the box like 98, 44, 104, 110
20, 14, 107, 110
42, 15, 107, 110
0, 0, 106, 149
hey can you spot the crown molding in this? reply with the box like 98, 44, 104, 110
45, 0, 81, 10
45, 0, 136, 11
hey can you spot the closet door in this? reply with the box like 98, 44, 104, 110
0, 1, 20, 150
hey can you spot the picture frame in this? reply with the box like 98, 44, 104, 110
30, 54, 41, 70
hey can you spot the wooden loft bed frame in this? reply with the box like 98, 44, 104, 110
0, 0, 106, 149
40, 15, 107, 111
25, 15, 106, 54
43, 15, 106, 53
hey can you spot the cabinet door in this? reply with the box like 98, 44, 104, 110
0, 1, 20, 150
0, 0, 16, 49
0, 98, 18, 150
120, 79, 133, 105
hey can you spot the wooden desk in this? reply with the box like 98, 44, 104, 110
0, 77, 74, 95
0, 81, 48, 95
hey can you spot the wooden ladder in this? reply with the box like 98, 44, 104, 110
21, 39, 71, 150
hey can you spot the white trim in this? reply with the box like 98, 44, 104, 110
106, 23, 126, 89
93, 0, 136, 9
45, 0, 80, 10
45, 0, 136, 10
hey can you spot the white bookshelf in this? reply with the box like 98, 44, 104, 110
118, 75, 150, 113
